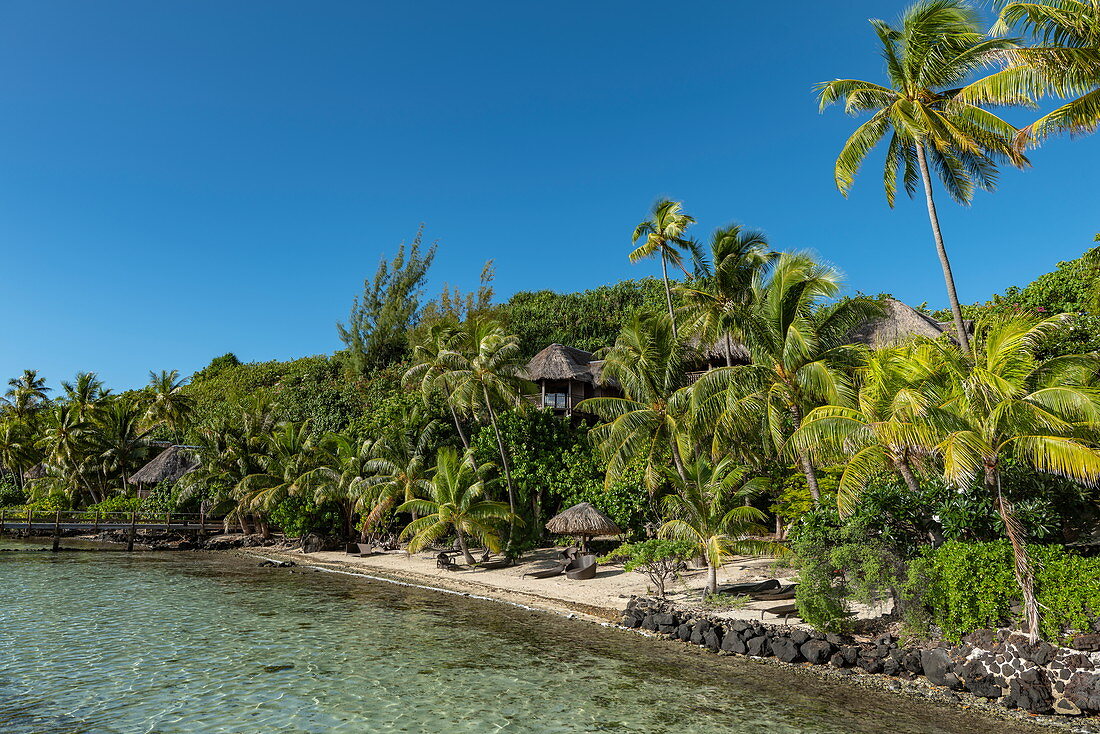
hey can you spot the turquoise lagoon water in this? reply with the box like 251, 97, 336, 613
0, 541, 1042, 734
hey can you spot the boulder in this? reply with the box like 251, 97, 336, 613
653, 613, 679, 627
676, 623, 693, 641
800, 640, 833, 665
839, 646, 860, 666
1071, 634, 1100, 653
1004, 668, 1054, 714
746, 635, 772, 657
829, 652, 849, 668
690, 621, 711, 646
1066, 670, 1100, 713
640, 615, 658, 632
789, 629, 810, 645
858, 656, 884, 674
702, 627, 722, 652
920, 649, 962, 690
901, 650, 923, 675
621, 614, 641, 629
955, 659, 1005, 698
721, 630, 748, 655
772, 637, 803, 663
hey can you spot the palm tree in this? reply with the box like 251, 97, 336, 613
404, 322, 471, 449
3, 370, 51, 419
630, 199, 700, 338
61, 372, 110, 421
143, 370, 194, 443
438, 316, 531, 541
37, 405, 97, 503
658, 456, 776, 596
578, 313, 694, 491
0, 420, 35, 489
302, 432, 376, 540
235, 421, 318, 536
397, 447, 515, 565
816, 0, 1031, 353
790, 344, 945, 513
359, 412, 438, 531
914, 315, 1100, 642
694, 253, 879, 504
969, 1, 1100, 146
95, 400, 152, 495
678, 224, 774, 366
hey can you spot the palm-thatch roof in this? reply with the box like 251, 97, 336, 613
545, 502, 622, 537
524, 344, 599, 383
847, 298, 949, 348
687, 334, 751, 363
24, 463, 46, 481
129, 446, 200, 485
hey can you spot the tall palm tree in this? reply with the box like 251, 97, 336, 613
0, 420, 35, 489
658, 456, 776, 596
438, 316, 531, 541
578, 313, 694, 491
143, 370, 194, 443
630, 199, 700, 338
694, 253, 879, 504
302, 432, 376, 540
404, 322, 471, 449
360, 411, 438, 530
678, 224, 774, 366
235, 421, 318, 535
37, 405, 98, 503
95, 400, 152, 495
398, 447, 515, 565
914, 315, 1100, 642
3, 370, 51, 419
790, 344, 945, 513
816, 0, 1031, 353
968, 1, 1100, 146
61, 372, 110, 421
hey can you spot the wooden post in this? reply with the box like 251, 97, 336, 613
93, 510, 100, 533
51, 510, 61, 552
198, 509, 206, 539
127, 510, 137, 552
164, 512, 170, 531
0, 507, 5, 538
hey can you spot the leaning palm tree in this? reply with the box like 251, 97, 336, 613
967, 1, 1100, 146
404, 321, 471, 449
0, 420, 36, 489
678, 224, 775, 366
917, 315, 1100, 642
578, 313, 695, 491
695, 253, 879, 504
817, 0, 1031, 353
37, 405, 98, 504
658, 456, 776, 596
397, 447, 515, 565
143, 370, 194, 443
790, 344, 946, 513
630, 199, 700, 338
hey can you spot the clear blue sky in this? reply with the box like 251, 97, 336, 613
2, 1, 1097, 391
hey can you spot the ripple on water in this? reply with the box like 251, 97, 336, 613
0, 542, 1045, 734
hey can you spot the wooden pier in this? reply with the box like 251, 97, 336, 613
0, 510, 225, 551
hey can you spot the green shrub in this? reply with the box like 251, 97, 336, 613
600, 538, 695, 598
904, 540, 1100, 641
0, 479, 25, 508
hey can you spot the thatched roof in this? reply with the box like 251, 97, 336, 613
129, 446, 200, 485
545, 502, 622, 537
24, 463, 46, 480
847, 298, 948, 348
688, 334, 751, 363
525, 344, 599, 383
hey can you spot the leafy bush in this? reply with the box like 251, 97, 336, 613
0, 479, 26, 508
904, 540, 1100, 641
600, 538, 695, 598
270, 496, 343, 539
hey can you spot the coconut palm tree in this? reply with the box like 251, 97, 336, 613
235, 421, 318, 535
694, 253, 879, 504
397, 447, 515, 565
0, 420, 36, 489
143, 370, 194, 443
630, 199, 700, 338
3, 370, 51, 419
790, 344, 946, 513
968, 1, 1100, 146
658, 456, 776, 596
359, 412, 439, 531
437, 316, 531, 540
61, 372, 110, 422
816, 0, 1031, 353
95, 400, 152, 494
404, 321, 471, 449
914, 315, 1100, 642
578, 313, 694, 491
37, 405, 98, 503
302, 432, 376, 540
678, 224, 775, 366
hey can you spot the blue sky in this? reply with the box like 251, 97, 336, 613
2, 1, 1097, 391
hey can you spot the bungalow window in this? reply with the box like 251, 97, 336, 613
543, 392, 567, 409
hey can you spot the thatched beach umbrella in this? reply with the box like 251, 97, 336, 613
129, 445, 200, 487
545, 502, 622, 551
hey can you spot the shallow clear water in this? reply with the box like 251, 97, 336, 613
0, 541, 1041, 734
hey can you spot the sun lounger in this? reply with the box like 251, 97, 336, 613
750, 584, 796, 601
476, 558, 515, 570
436, 552, 461, 571
717, 579, 780, 595
566, 554, 597, 580
523, 561, 568, 579
352, 543, 377, 557
759, 602, 800, 618
558, 546, 580, 561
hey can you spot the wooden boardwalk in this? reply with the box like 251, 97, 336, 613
0, 510, 225, 551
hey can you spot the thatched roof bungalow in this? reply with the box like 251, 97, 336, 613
523, 344, 617, 416
129, 445, 200, 490
847, 298, 971, 348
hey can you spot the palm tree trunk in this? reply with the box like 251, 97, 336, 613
725, 333, 733, 367
448, 402, 470, 450
891, 455, 921, 493
661, 255, 678, 338
799, 454, 821, 504
916, 142, 970, 354
706, 563, 718, 597
455, 526, 475, 565
988, 467, 1040, 643
482, 386, 517, 544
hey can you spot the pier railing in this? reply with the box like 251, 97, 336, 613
0, 509, 226, 550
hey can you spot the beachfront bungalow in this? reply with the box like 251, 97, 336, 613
523, 344, 616, 416
129, 445, 201, 498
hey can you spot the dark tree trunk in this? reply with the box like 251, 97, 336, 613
483, 386, 517, 546
987, 466, 1040, 643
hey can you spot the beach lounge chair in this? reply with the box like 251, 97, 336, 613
750, 584, 796, 601
717, 579, 780, 595
566, 554, 597, 580
558, 546, 580, 562
436, 551, 462, 571
523, 561, 568, 579
475, 558, 515, 570
759, 602, 800, 619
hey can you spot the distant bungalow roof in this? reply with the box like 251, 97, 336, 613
847, 298, 947, 348
129, 446, 200, 485
524, 343, 601, 384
